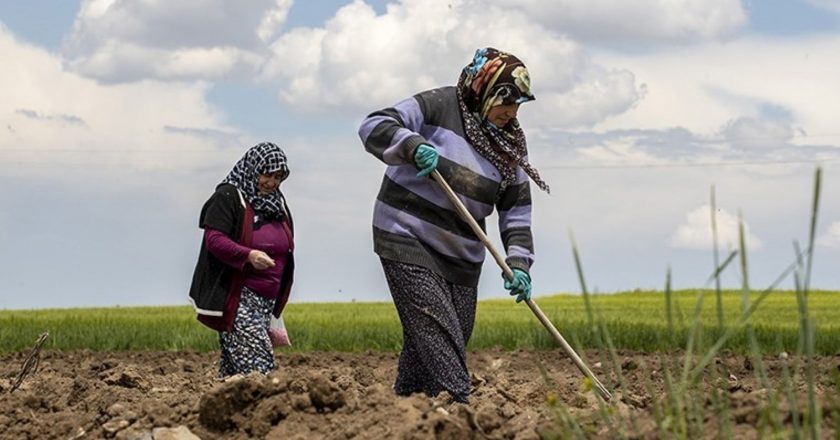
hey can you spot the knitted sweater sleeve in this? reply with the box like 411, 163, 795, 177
358, 96, 429, 166
496, 174, 534, 274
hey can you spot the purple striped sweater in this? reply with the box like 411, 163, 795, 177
358, 86, 534, 287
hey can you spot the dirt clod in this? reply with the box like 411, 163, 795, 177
198, 374, 265, 431
102, 367, 147, 390
308, 374, 346, 412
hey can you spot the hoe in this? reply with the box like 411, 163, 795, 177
431, 170, 613, 401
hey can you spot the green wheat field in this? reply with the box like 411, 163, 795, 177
2, 289, 838, 353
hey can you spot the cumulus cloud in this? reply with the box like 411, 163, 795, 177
596, 36, 840, 139
818, 221, 840, 248
62, 0, 292, 82
0, 25, 243, 185
671, 205, 763, 250
493, 0, 748, 43
260, 0, 644, 128
57, 0, 746, 127
718, 116, 797, 150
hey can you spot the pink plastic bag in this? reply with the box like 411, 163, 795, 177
269, 315, 291, 347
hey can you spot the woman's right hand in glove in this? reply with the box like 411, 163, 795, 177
414, 143, 439, 177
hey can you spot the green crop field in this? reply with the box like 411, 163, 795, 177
2, 289, 838, 354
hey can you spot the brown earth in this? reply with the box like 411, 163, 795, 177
1, 349, 838, 439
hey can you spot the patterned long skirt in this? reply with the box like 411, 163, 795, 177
381, 258, 478, 403
218, 286, 275, 377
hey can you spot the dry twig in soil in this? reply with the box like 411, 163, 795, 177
9, 332, 49, 394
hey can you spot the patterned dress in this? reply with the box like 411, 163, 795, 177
219, 287, 276, 376
381, 259, 477, 403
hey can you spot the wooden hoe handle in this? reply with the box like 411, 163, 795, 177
430, 170, 612, 401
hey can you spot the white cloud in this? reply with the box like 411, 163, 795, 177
494, 0, 748, 43
818, 221, 840, 248
671, 205, 763, 250
260, 0, 644, 129
258, 0, 294, 42
534, 117, 840, 175
62, 0, 292, 82
595, 36, 840, 141
574, 135, 668, 165
65, 42, 264, 81
0, 25, 244, 187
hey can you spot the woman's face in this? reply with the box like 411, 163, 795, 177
257, 171, 285, 195
486, 103, 520, 128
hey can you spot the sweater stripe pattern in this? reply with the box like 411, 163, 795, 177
359, 87, 534, 287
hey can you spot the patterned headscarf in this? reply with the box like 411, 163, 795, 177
456, 47, 550, 194
221, 142, 290, 220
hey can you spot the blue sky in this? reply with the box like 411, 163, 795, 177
1, 0, 839, 310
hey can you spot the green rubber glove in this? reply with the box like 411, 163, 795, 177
504, 269, 532, 303
414, 144, 439, 177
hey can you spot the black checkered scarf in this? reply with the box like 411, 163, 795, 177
221, 142, 289, 220
456, 48, 550, 194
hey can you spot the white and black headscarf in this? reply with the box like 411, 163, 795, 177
221, 142, 290, 220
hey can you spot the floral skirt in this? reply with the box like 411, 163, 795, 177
380, 258, 478, 403
218, 286, 275, 377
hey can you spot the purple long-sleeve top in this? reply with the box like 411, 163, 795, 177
204, 220, 291, 299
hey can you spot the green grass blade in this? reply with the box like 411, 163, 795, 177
710, 185, 724, 329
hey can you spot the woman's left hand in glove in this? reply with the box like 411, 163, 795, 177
504, 268, 532, 303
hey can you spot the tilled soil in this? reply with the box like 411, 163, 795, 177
1, 349, 838, 439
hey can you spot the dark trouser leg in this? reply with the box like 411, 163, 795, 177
381, 259, 477, 403
218, 287, 276, 377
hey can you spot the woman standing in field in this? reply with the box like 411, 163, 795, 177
358, 47, 548, 403
189, 142, 294, 377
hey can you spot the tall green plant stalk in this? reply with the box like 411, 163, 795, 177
570, 232, 597, 336
680, 289, 706, 382
569, 232, 611, 390
659, 266, 691, 438
568, 231, 624, 438
780, 349, 803, 439
737, 212, 755, 352
794, 241, 807, 355
663, 365, 688, 438
738, 214, 780, 432
704, 250, 738, 287
710, 185, 724, 329
804, 168, 822, 439
789, 244, 819, 440
665, 268, 674, 344
804, 167, 821, 293
713, 388, 733, 438
596, 308, 637, 437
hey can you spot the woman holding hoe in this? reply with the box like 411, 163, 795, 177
358, 47, 549, 403
189, 142, 294, 377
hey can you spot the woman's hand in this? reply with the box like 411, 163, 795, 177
248, 250, 275, 270
504, 269, 532, 303
414, 144, 439, 177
